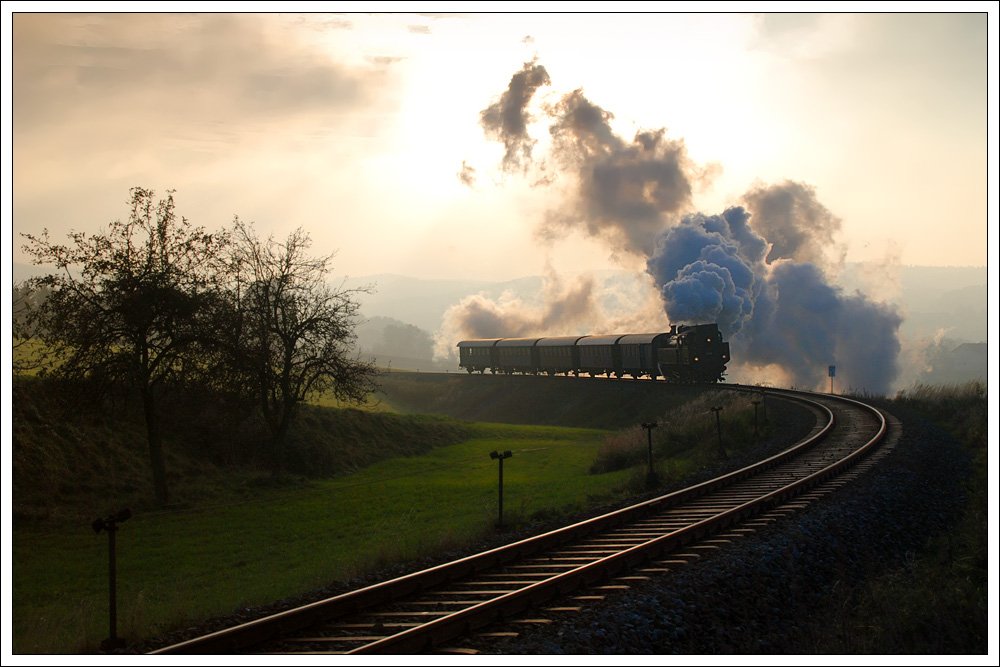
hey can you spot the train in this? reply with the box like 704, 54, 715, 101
457, 322, 730, 383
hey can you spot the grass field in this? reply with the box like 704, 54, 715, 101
13, 421, 631, 653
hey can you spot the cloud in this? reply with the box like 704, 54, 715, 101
13, 14, 384, 130
437, 272, 599, 345
647, 206, 902, 393
647, 207, 766, 338
434, 269, 669, 360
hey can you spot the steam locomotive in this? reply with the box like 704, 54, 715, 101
457, 323, 730, 383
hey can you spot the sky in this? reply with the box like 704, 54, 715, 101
5, 5, 995, 285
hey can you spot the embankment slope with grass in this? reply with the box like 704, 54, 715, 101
376, 371, 721, 428
13, 371, 808, 653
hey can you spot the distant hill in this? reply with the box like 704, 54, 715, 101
349, 265, 987, 344
344, 273, 543, 333
12, 262, 54, 284
15, 262, 987, 386
919, 341, 987, 385
20, 263, 984, 346
839, 264, 987, 342
355, 315, 453, 372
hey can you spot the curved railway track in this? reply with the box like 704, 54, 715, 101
152, 387, 890, 655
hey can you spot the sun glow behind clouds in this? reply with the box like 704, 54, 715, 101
10, 11, 990, 282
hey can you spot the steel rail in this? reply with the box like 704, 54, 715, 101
152, 389, 884, 655
348, 390, 885, 654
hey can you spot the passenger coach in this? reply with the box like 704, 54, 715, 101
456, 323, 730, 383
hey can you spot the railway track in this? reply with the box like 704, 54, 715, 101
152, 387, 889, 655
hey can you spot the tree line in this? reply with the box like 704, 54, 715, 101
15, 187, 378, 506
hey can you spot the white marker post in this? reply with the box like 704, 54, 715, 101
828, 365, 836, 394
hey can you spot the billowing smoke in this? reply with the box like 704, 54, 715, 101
745, 262, 903, 392
480, 60, 551, 172
457, 160, 476, 187
647, 207, 767, 338
743, 180, 843, 266
452, 61, 903, 393
648, 202, 902, 393
434, 271, 668, 360
435, 273, 600, 358
542, 90, 704, 256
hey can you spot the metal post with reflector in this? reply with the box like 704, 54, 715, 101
93, 508, 131, 651
489, 450, 513, 528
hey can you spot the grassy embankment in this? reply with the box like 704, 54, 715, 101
14, 420, 622, 653
15, 370, 759, 653
811, 382, 988, 653
13, 379, 732, 652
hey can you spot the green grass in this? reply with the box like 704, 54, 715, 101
13, 421, 629, 653
590, 388, 767, 479
375, 371, 716, 429
10, 367, 799, 653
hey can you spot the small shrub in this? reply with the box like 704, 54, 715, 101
590, 389, 769, 475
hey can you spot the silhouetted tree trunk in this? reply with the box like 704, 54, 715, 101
140, 383, 169, 505
18, 188, 227, 505
220, 220, 378, 471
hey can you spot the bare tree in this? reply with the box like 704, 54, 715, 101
18, 188, 227, 505
223, 219, 378, 471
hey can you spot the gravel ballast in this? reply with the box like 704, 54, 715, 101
474, 404, 975, 654
137, 398, 978, 655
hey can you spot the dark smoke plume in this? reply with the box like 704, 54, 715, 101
747, 262, 902, 392
647, 207, 766, 338
458, 61, 903, 393
647, 205, 902, 393
543, 90, 702, 256
744, 180, 842, 266
458, 160, 476, 187
480, 60, 551, 172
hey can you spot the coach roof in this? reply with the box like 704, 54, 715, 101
536, 336, 586, 346
578, 334, 626, 345
457, 339, 502, 347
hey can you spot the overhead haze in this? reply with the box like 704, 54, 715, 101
10, 12, 989, 281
